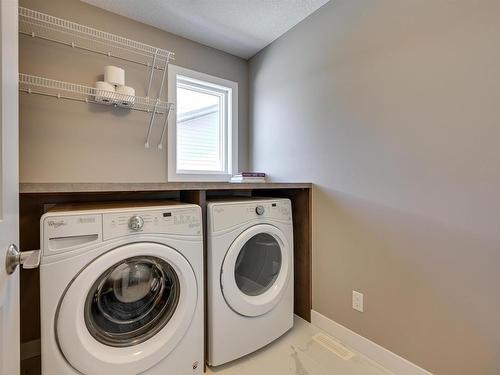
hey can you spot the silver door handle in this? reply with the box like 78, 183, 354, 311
5, 244, 41, 275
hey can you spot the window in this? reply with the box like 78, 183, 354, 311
168, 65, 238, 181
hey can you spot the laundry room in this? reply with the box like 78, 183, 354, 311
1, 0, 499, 375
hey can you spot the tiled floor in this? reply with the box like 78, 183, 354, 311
207, 316, 393, 375
22, 317, 393, 375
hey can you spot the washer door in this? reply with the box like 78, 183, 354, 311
57, 242, 198, 375
221, 224, 292, 317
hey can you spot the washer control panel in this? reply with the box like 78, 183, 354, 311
210, 199, 292, 232
103, 207, 202, 240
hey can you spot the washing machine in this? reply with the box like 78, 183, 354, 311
40, 202, 203, 375
207, 198, 294, 366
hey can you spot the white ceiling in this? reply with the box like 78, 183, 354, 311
80, 0, 331, 59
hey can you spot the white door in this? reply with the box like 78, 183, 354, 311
221, 224, 292, 317
0, 0, 19, 374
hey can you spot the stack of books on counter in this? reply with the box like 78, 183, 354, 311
230, 172, 266, 183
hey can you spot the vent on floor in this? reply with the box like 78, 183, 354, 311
312, 333, 355, 360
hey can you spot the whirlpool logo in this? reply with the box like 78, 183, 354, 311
47, 219, 67, 228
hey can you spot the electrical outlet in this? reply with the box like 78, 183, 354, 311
352, 290, 364, 312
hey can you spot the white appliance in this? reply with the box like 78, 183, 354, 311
40, 202, 203, 375
207, 198, 294, 366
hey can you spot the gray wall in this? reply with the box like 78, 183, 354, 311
19, 0, 248, 182
249, 1, 500, 374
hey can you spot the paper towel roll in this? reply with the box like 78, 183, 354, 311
94, 81, 115, 105
115, 85, 136, 107
104, 65, 125, 86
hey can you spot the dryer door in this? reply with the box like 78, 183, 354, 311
56, 242, 198, 375
221, 224, 292, 317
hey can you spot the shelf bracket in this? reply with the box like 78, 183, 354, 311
157, 105, 172, 150
148, 51, 169, 149
145, 99, 159, 148
146, 48, 159, 98
156, 52, 169, 100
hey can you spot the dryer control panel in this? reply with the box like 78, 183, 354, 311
210, 199, 292, 232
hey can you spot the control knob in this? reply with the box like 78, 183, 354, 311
255, 205, 265, 216
129, 215, 144, 231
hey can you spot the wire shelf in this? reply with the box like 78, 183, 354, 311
19, 73, 173, 114
19, 6, 174, 69
18, 7, 175, 149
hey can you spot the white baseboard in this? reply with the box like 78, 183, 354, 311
311, 310, 432, 375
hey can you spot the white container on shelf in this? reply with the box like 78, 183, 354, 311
94, 81, 115, 105
104, 65, 125, 86
115, 85, 136, 107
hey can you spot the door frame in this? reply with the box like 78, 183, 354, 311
0, 0, 20, 374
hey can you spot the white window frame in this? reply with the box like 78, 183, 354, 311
168, 65, 238, 182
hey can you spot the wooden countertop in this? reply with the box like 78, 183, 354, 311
19, 182, 312, 194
